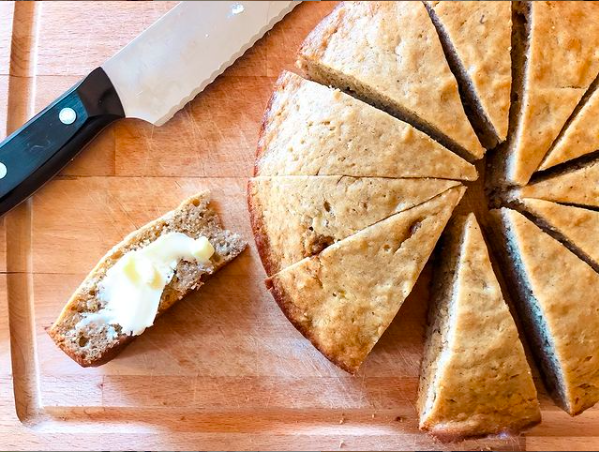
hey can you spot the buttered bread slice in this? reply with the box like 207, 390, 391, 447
492, 208, 599, 415
519, 160, 599, 209
249, 176, 461, 275
522, 198, 599, 269
507, 1, 599, 185
267, 186, 465, 373
297, 1, 484, 160
419, 214, 540, 439
424, 1, 512, 147
255, 71, 476, 181
49, 192, 246, 367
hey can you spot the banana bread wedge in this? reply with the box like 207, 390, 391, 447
255, 71, 477, 181
249, 175, 461, 275
297, 1, 484, 160
48, 191, 246, 367
491, 208, 599, 415
267, 186, 465, 373
419, 213, 540, 439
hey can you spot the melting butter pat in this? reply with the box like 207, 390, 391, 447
191, 236, 215, 262
92, 232, 215, 336
121, 253, 164, 289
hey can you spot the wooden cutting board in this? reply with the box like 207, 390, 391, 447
1, 1, 597, 450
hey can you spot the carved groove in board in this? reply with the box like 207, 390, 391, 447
5, 0, 45, 424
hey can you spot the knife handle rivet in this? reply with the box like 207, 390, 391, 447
59, 107, 77, 125
0, 162, 6, 179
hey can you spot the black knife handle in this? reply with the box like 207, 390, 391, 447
0, 67, 125, 216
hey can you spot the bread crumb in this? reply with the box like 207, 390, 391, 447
339, 439, 345, 448
394, 416, 404, 422
371, 413, 376, 419
339, 416, 345, 425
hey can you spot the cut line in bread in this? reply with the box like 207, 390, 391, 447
482, 1, 529, 199
424, 1, 512, 148
255, 71, 477, 181
418, 213, 540, 439
248, 176, 461, 275
540, 75, 599, 171
297, 1, 484, 161
519, 160, 599, 210
266, 186, 465, 373
521, 198, 599, 272
48, 192, 246, 367
492, 208, 599, 415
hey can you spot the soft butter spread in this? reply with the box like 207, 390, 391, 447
77, 232, 215, 336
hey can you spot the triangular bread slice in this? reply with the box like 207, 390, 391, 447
540, 88, 599, 171
267, 186, 466, 373
297, 2, 484, 160
424, 1, 512, 146
507, 1, 599, 185
249, 176, 461, 275
255, 71, 477, 181
519, 160, 599, 209
522, 198, 599, 269
418, 214, 540, 439
492, 208, 599, 415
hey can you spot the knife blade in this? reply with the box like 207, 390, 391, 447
0, 1, 298, 217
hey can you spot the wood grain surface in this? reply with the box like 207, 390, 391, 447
0, 1, 598, 450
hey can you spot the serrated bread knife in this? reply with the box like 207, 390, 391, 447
0, 1, 298, 217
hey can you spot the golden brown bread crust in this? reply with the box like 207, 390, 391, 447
50, 334, 134, 368
48, 191, 246, 367
266, 276, 355, 374
253, 72, 287, 176
248, 180, 278, 278
297, 2, 345, 64
48, 288, 187, 368
422, 417, 541, 443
